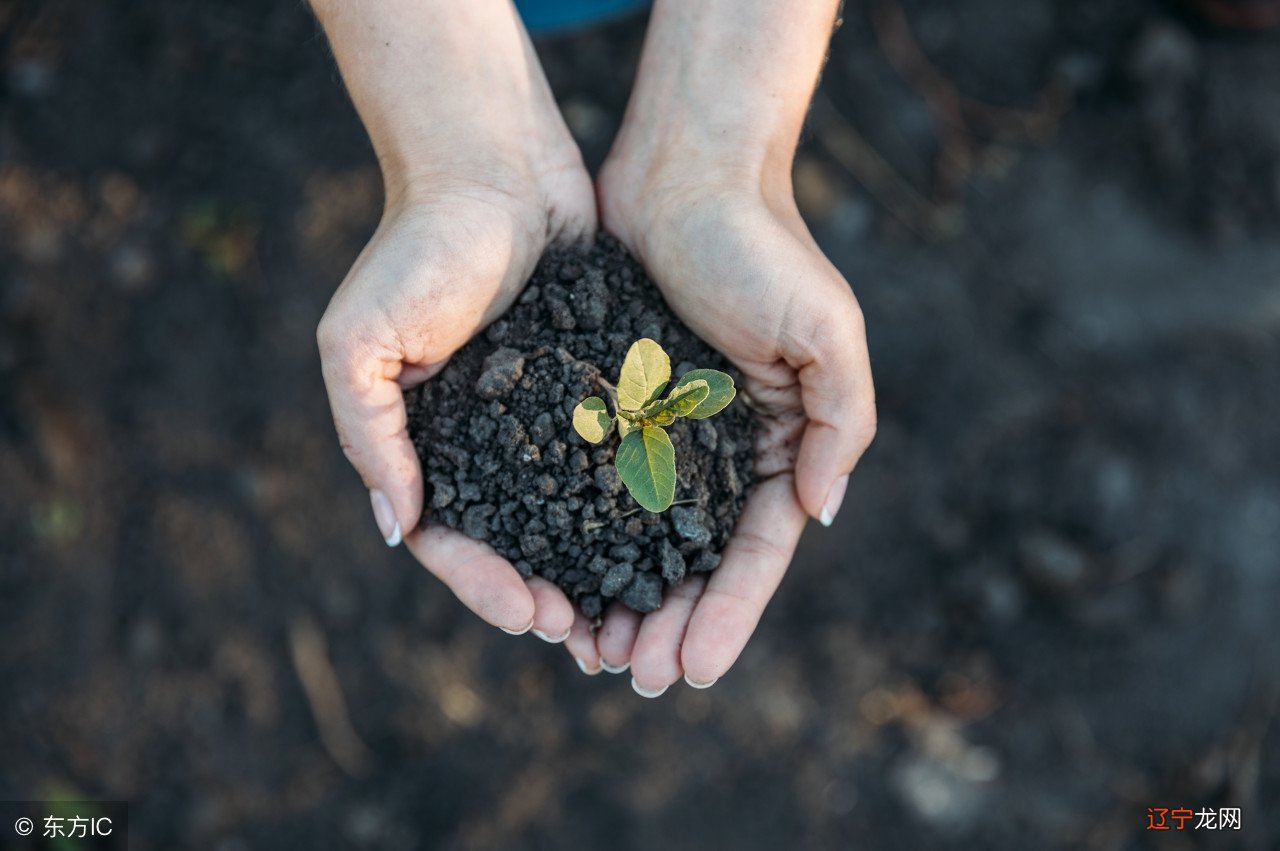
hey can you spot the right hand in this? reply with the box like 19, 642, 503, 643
317, 157, 596, 637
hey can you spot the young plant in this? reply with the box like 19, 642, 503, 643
572, 338, 736, 512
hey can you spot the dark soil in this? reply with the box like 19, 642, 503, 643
4, 1, 1280, 849
404, 237, 755, 615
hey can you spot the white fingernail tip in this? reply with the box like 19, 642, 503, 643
575, 657, 602, 675
532, 628, 570, 644
631, 677, 668, 699
369, 490, 402, 546
600, 659, 630, 674
684, 674, 718, 689
820, 475, 849, 528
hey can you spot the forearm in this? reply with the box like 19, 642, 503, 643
611, 0, 842, 195
311, 0, 567, 205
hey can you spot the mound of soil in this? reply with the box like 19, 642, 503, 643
404, 236, 756, 616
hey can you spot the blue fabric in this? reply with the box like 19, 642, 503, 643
515, 0, 649, 33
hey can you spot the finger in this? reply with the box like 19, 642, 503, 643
596, 603, 642, 674
681, 475, 807, 684
317, 312, 424, 545
630, 575, 706, 697
564, 610, 602, 674
786, 291, 877, 525
526, 577, 574, 643
397, 362, 446, 388
404, 525, 535, 633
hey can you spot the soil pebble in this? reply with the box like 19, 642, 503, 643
405, 236, 755, 614
475, 348, 525, 399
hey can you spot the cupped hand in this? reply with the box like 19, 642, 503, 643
317, 158, 596, 638
562, 163, 877, 692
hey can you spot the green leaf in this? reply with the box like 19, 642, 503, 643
662, 379, 710, 417
615, 426, 676, 512
572, 396, 610, 444
649, 409, 677, 427
616, 338, 671, 411
670, 369, 736, 419
640, 378, 708, 420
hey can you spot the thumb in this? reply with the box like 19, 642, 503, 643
318, 313, 424, 547
789, 293, 877, 526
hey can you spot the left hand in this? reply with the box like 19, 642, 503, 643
558, 153, 877, 693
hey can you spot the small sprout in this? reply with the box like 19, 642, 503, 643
571, 338, 736, 512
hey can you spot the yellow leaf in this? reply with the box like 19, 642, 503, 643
572, 396, 610, 444
616, 338, 671, 411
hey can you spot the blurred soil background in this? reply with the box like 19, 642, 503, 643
2, 0, 1279, 848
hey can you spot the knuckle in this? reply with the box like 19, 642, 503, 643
315, 310, 351, 364
853, 405, 878, 452
811, 282, 858, 323
845, 298, 867, 336
810, 296, 865, 363
318, 313, 382, 392
707, 584, 763, 621
338, 438, 364, 465
734, 533, 780, 567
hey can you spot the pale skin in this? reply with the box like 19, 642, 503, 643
311, 0, 876, 696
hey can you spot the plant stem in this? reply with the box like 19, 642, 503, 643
595, 375, 620, 410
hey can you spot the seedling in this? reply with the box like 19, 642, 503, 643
572, 338, 736, 512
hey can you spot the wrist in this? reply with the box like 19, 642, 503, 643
315, 0, 581, 217
599, 128, 797, 256
366, 80, 579, 219
377, 125, 567, 218
600, 0, 842, 245
601, 55, 801, 213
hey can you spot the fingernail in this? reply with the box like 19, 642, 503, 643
631, 677, 668, 699
684, 673, 718, 689
600, 659, 630, 675
575, 657, 602, 676
820, 475, 849, 528
500, 618, 534, 636
532, 627, 570, 644
369, 489, 402, 547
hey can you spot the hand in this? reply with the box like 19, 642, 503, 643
566, 161, 876, 692
565, 0, 873, 689
550, 0, 871, 694
313, 0, 594, 638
